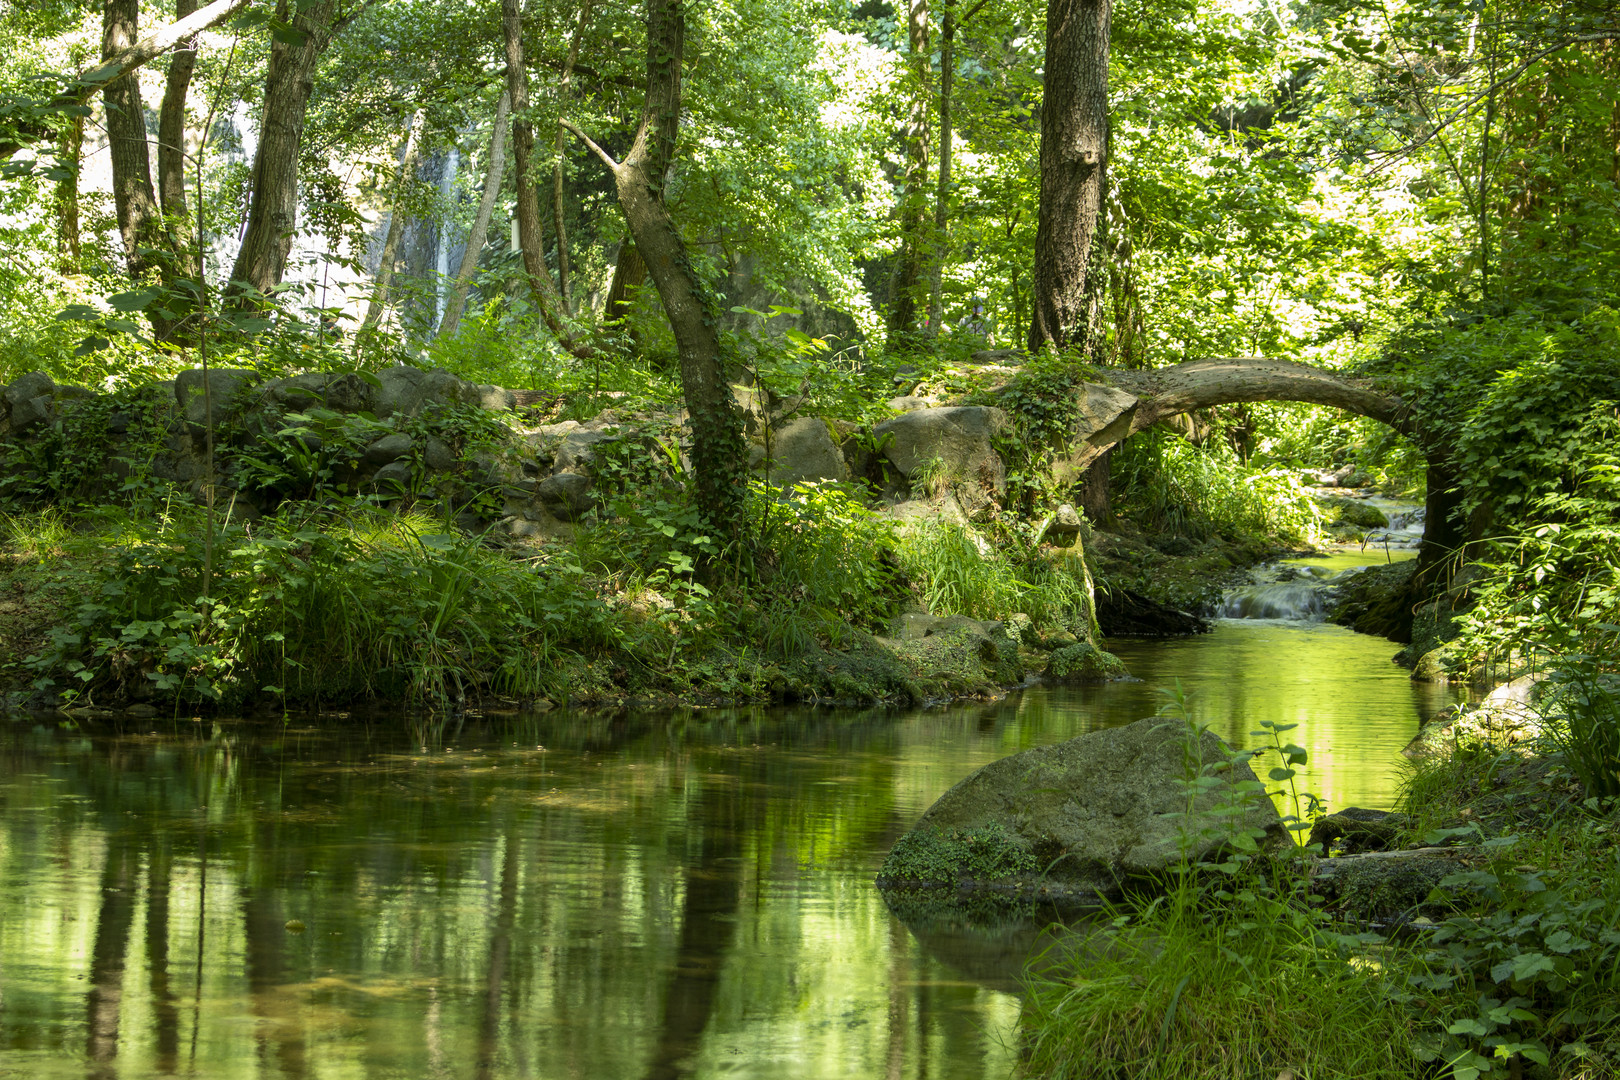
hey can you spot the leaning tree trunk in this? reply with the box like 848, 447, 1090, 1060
886, 0, 930, 340
227, 0, 337, 304
565, 0, 746, 542
926, 0, 954, 332
438, 90, 511, 339
1028, 0, 1111, 355
552, 0, 594, 307
361, 108, 426, 331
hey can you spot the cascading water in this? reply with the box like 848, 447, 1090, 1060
1219, 577, 1333, 620
1219, 495, 1425, 621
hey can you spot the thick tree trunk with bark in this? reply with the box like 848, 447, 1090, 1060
103, 0, 165, 281
157, 0, 199, 281
438, 91, 511, 339
604, 240, 647, 324
886, 0, 930, 339
227, 0, 337, 302
1028, 0, 1111, 354
566, 0, 746, 540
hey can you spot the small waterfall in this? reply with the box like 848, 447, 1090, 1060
1219, 582, 1328, 620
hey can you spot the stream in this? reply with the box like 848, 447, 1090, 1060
0, 515, 1465, 1079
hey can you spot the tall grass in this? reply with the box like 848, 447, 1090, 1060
896, 519, 1094, 633
1021, 886, 1423, 1079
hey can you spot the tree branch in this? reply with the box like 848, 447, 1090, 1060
561, 118, 621, 171
2, 0, 253, 160
1370, 30, 1620, 170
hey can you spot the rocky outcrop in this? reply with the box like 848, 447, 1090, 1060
871, 405, 1008, 517
752, 416, 848, 487
1403, 674, 1545, 757
877, 716, 1287, 905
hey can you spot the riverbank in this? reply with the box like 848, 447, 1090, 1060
1018, 680, 1620, 1080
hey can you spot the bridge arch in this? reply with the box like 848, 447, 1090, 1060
1050, 357, 1455, 589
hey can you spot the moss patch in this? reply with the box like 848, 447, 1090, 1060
1045, 642, 1127, 681
877, 821, 1039, 886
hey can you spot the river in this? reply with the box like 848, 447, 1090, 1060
0, 545, 1463, 1079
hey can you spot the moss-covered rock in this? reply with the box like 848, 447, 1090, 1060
1045, 643, 1127, 681
1327, 560, 1415, 641
1313, 853, 1460, 922
877, 716, 1288, 906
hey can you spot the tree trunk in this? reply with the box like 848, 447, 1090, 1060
103, 0, 164, 281
1028, 0, 1111, 354
566, 0, 746, 540
361, 108, 426, 330
927, 0, 953, 332
438, 90, 511, 339
502, 0, 584, 351
552, 0, 594, 307
85, 841, 137, 1078
1104, 187, 1145, 368
227, 0, 337, 303
604, 240, 647, 326
157, 0, 199, 281
53, 107, 83, 272
886, 0, 930, 340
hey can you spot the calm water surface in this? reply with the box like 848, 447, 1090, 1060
0, 575, 1461, 1079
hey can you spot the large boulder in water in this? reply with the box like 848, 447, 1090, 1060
877, 716, 1286, 906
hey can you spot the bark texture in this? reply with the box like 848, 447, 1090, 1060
1028, 0, 1111, 354
567, 0, 747, 539
886, 0, 931, 339
157, 0, 199, 281
361, 108, 426, 330
438, 90, 511, 339
103, 0, 165, 280
927, 0, 954, 331
502, 0, 583, 352
604, 240, 647, 324
53, 107, 84, 271
227, 0, 338, 302
552, 0, 594, 306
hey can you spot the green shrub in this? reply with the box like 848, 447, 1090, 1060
1112, 430, 1322, 546
28, 503, 627, 709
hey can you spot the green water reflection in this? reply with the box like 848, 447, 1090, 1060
0, 620, 1460, 1079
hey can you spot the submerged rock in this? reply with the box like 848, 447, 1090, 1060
1044, 643, 1127, 681
877, 716, 1286, 906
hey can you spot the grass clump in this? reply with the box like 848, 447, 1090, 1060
1021, 890, 1424, 1080
896, 518, 1096, 636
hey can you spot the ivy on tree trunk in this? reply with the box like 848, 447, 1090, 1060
565, 0, 747, 546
